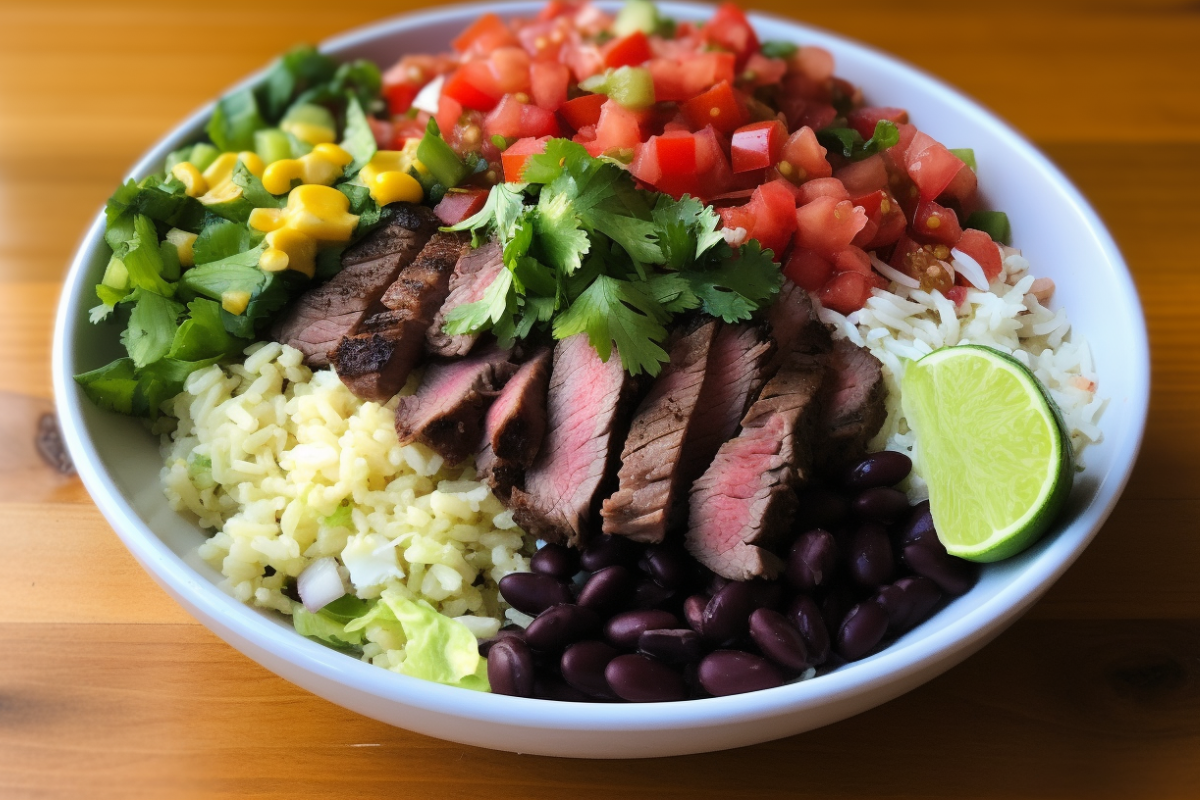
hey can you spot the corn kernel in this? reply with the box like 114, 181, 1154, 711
369, 171, 423, 206
281, 120, 337, 145
171, 162, 208, 198
248, 207, 285, 233
165, 228, 198, 267
198, 151, 265, 207
221, 290, 252, 315
260, 227, 318, 277
282, 184, 359, 242
360, 150, 413, 187
261, 143, 355, 195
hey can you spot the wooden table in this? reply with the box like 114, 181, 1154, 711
1, 0, 1197, 796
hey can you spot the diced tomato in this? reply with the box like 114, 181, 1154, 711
382, 54, 452, 115
648, 52, 736, 102
835, 154, 888, 196
780, 126, 833, 181
730, 120, 787, 173
383, 83, 419, 116
794, 177, 849, 205
559, 93, 607, 131
367, 117, 393, 150
443, 62, 503, 111
435, 95, 464, 139
818, 271, 880, 314
831, 246, 872, 276
591, 99, 643, 154
784, 248, 834, 292
484, 95, 560, 141
795, 47, 835, 85
852, 189, 907, 250
517, 18, 569, 62
940, 160, 979, 213
681, 81, 748, 134
910, 199, 962, 246
488, 47, 532, 95
603, 30, 652, 68
717, 179, 797, 257
741, 52, 788, 88
530, 61, 569, 110
500, 136, 552, 182
905, 131, 970, 201
536, 0, 571, 21
794, 196, 869, 258
390, 114, 429, 148
434, 188, 490, 226
888, 234, 925, 274
846, 107, 909, 141
701, 2, 760, 69
452, 13, 518, 56
945, 286, 969, 307
954, 228, 1003, 282
633, 125, 731, 199
657, 130, 698, 175
778, 93, 837, 134
563, 41, 606, 82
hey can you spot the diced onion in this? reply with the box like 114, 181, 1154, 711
297, 557, 346, 613
411, 75, 444, 115
951, 247, 989, 290
869, 253, 920, 289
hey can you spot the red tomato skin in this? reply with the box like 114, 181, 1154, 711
443, 63, 503, 111
383, 83, 419, 116
603, 30, 653, 68
954, 229, 1003, 281
592, 100, 643, 153
680, 81, 748, 134
730, 120, 787, 173
784, 247, 834, 292
853, 189, 908, 250
794, 196, 869, 258
368, 117, 393, 150
905, 131, 969, 201
453, 14, 519, 57
656, 131, 698, 175
780, 126, 833, 181
741, 52, 788, 88
818, 271, 877, 314
434, 188, 491, 226
501, 135, 552, 182
944, 286, 969, 307
484, 95, 560, 141
701, 2, 760, 69
846, 107, 909, 141
530, 61, 570, 110
793, 177, 850, 205
831, 246, 872, 276
488, 47, 532, 95
835, 154, 888, 196
390, 115, 429, 148
559, 94, 607, 131
434, 95, 463, 140
910, 199, 963, 246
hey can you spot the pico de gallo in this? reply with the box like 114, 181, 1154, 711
376, 0, 1011, 315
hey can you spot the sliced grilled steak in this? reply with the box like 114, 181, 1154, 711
510, 334, 638, 548
271, 204, 437, 367
686, 351, 829, 581
601, 320, 718, 543
427, 240, 505, 358
331, 231, 469, 401
476, 347, 552, 501
678, 323, 773, 485
816, 338, 887, 469
765, 279, 832, 368
394, 344, 516, 466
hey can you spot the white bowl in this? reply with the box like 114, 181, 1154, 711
52, 0, 1149, 758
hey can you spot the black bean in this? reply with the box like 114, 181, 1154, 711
683, 594, 710, 633
902, 542, 978, 596
819, 584, 855, 635
631, 576, 676, 610
605, 609, 679, 649
749, 608, 810, 671
794, 484, 849, 530
747, 579, 785, 611
786, 529, 838, 593
476, 625, 526, 657
498, 572, 574, 616
580, 534, 640, 572
576, 565, 638, 612
487, 638, 535, 698
523, 604, 600, 652
605, 654, 687, 702
638, 628, 706, 664
848, 522, 895, 588
702, 581, 757, 643
697, 650, 785, 696
899, 501, 935, 548
872, 583, 914, 632
533, 677, 595, 702
787, 595, 830, 666
836, 600, 889, 661
843, 451, 912, 490
707, 574, 731, 596
893, 576, 942, 630
531, 543, 580, 581
640, 546, 693, 591
852, 487, 911, 524
560, 640, 620, 698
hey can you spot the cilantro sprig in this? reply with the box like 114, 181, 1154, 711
443, 140, 782, 376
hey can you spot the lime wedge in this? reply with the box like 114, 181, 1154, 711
901, 345, 1073, 562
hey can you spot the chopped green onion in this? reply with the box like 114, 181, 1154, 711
255, 128, 294, 165
965, 210, 1012, 245
950, 148, 977, 171
760, 40, 798, 59
579, 66, 655, 110
417, 119, 468, 189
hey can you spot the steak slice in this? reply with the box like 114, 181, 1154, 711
427, 240, 505, 358
394, 344, 516, 466
331, 231, 469, 401
816, 338, 887, 469
510, 334, 638, 548
271, 204, 436, 367
678, 322, 774, 486
600, 320, 718, 543
686, 350, 829, 581
476, 347, 552, 502
765, 279, 832, 369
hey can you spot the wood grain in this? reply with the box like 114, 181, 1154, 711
0, 0, 1198, 796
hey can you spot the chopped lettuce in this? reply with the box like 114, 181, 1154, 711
259, 45, 338, 122
384, 595, 489, 691
207, 88, 268, 152
340, 96, 378, 176
121, 290, 185, 368
292, 602, 365, 648
192, 220, 252, 265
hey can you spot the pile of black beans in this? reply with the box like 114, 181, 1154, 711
483, 450, 980, 702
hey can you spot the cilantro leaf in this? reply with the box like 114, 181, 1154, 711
121, 290, 185, 368
340, 96, 377, 176
534, 191, 590, 274
652, 194, 723, 270
207, 88, 267, 152
443, 268, 515, 336
552, 274, 669, 376
817, 120, 900, 162
689, 240, 783, 323
192, 220, 252, 265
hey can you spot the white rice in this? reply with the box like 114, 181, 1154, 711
159, 342, 531, 671
817, 249, 1106, 500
